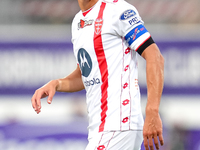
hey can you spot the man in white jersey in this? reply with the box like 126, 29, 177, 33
31, 0, 164, 149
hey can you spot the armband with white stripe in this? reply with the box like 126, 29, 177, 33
124, 24, 155, 55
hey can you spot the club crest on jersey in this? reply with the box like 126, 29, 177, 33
120, 9, 136, 20
78, 19, 94, 29
94, 18, 103, 35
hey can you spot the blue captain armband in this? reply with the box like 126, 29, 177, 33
124, 24, 148, 46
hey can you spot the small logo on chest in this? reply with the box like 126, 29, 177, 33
78, 19, 94, 29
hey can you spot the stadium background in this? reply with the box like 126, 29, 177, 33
0, 0, 200, 149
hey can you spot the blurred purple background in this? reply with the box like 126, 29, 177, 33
0, 0, 200, 149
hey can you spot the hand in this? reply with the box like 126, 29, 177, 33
31, 80, 58, 114
143, 111, 164, 150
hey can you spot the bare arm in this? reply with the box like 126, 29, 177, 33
141, 43, 164, 150
31, 65, 84, 114
56, 65, 85, 92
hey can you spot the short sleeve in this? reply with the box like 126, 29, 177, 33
114, 0, 154, 54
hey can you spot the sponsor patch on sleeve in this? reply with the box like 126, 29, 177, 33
120, 9, 136, 20
124, 24, 148, 46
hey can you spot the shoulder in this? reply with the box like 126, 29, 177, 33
104, 0, 138, 11
71, 11, 82, 42
71, 11, 82, 31
72, 10, 82, 25
103, 0, 139, 20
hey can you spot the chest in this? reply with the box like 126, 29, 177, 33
72, 8, 119, 52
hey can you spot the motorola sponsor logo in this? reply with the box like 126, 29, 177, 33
77, 48, 101, 87
84, 78, 100, 87
77, 48, 92, 77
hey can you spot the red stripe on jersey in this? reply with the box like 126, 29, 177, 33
93, 2, 107, 132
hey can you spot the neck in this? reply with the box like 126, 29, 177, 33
78, 0, 99, 11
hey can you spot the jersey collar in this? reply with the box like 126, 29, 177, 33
82, 0, 100, 17
82, 7, 93, 17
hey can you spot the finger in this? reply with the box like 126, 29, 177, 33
32, 91, 40, 113
143, 136, 149, 150
153, 134, 159, 150
47, 90, 55, 104
33, 98, 40, 114
158, 132, 164, 146
36, 99, 41, 114
35, 91, 42, 114
148, 136, 154, 150
31, 94, 37, 111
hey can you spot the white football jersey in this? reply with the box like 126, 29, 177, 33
71, 0, 153, 139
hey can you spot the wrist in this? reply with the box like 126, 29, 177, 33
48, 79, 60, 91
55, 79, 62, 91
145, 105, 159, 115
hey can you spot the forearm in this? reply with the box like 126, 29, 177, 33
55, 65, 85, 92
145, 49, 164, 113
141, 43, 164, 114
56, 76, 84, 92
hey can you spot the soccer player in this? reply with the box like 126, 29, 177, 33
31, 0, 164, 149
